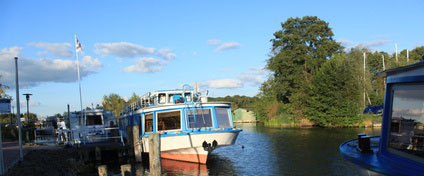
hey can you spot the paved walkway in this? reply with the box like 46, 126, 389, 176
2, 141, 62, 171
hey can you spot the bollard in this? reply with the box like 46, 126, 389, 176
121, 164, 132, 176
357, 133, 366, 150
133, 125, 142, 162
149, 133, 161, 176
97, 165, 108, 176
95, 146, 102, 161
359, 136, 372, 153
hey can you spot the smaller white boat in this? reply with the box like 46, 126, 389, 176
69, 109, 123, 145
119, 85, 241, 164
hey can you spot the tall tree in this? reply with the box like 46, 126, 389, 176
102, 93, 125, 118
305, 53, 361, 126
127, 92, 140, 105
265, 16, 343, 118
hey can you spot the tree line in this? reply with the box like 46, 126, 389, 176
230, 16, 424, 127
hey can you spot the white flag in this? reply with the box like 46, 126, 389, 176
75, 38, 82, 52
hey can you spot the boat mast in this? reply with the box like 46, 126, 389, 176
74, 34, 84, 124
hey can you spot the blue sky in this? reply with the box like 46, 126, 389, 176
1, 0, 423, 117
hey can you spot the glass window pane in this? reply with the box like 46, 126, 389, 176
86, 115, 102, 126
187, 109, 213, 128
216, 108, 231, 128
158, 111, 181, 131
389, 84, 424, 159
159, 93, 166, 104
145, 113, 153, 132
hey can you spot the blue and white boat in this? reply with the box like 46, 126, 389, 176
340, 61, 424, 175
119, 85, 241, 164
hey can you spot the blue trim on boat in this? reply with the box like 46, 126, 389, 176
340, 136, 424, 176
143, 129, 242, 138
387, 75, 424, 84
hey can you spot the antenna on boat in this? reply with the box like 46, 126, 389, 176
195, 82, 199, 94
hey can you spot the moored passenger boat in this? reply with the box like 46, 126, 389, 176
119, 85, 241, 164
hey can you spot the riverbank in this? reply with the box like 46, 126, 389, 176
260, 114, 382, 128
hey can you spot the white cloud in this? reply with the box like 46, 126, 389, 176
248, 67, 265, 74
238, 74, 264, 87
95, 42, 176, 61
216, 42, 241, 51
201, 79, 243, 89
207, 39, 221, 46
28, 42, 72, 57
0, 47, 102, 89
81, 56, 103, 71
338, 39, 354, 47
157, 48, 176, 60
123, 57, 167, 73
95, 42, 155, 58
354, 40, 391, 49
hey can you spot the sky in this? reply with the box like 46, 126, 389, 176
0, 0, 423, 117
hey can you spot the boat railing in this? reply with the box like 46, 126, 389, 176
74, 127, 124, 145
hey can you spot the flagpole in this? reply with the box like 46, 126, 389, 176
74, 34, 83, 123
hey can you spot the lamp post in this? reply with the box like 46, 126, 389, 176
23, 94, 32, 122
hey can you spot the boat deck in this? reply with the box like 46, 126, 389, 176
340, 136, 424, 175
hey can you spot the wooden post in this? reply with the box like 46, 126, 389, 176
120, 164, 132, 176
126, 126, 134, 157
97, 165, 108, 176
132, 125, 142, 162
95, 146, 101, 161
149, 133, 161, 176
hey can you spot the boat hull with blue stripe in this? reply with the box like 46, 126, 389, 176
119, 87, 241, 164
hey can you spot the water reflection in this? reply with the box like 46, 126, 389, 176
162, 154, 236, 175
112, 124, 383, 175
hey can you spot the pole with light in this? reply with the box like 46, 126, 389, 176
23, 94, 32, 122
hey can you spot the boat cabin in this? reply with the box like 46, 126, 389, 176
69, 109, 119, 145
340, 61, 424, 175
119, 88, 233, 137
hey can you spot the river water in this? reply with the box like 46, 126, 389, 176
162, 123, 382, 176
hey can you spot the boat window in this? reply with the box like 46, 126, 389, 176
216, 108, 232, 128
86, 114, 102, 126
159, 93, 166, 104
187, 108, 213, 128
158, 111, 181, 131
388, 83, 424, 160
145, 113, 153, 132
184, 93, 191, 102
168, 94, 183, 103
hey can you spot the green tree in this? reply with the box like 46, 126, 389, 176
127, 92, 140, 105
305, 54, 361, 126
102, 93, 125, 118
265, 16, 343, 118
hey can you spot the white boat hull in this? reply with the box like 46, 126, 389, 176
141, 130, 240, 163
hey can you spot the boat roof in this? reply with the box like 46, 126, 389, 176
377, 61, 424, 78
72, 109, 111, 114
